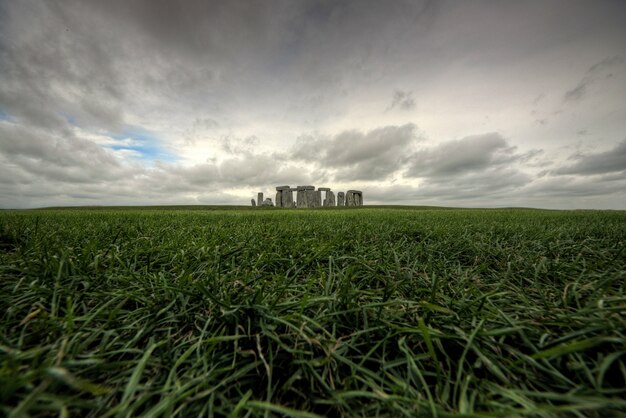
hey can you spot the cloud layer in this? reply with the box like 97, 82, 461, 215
1, 0, 625, 209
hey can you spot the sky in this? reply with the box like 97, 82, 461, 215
1, 0, 625, 209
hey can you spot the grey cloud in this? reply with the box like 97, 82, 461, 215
564, 55, 624, 102
292, 124, 420, 181
0, 1, 126, 132
365, 166, 532, 205
554, 140, 626, 175
0, 122, 126, 183
387, 90, 416, 112
405, 132, 520, 177
523, 175, 626, 199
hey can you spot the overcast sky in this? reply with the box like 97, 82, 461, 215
1, 0, 625, 209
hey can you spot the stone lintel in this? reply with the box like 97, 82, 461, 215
346, 190, 362, 194
275, 185, 290, 191
317, 187, 331, 191
297, 185, 315, 190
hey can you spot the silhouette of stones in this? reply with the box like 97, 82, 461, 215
253, 186, 360, 208
337, 192, 345, 206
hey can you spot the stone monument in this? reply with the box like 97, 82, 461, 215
252, 185, 362, 209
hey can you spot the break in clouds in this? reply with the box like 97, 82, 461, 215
1, 0, 625, 209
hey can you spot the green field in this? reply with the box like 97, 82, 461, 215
1, 207, 625, 417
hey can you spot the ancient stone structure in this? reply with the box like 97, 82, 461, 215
324, 191, 336, 206
276, 186, 292, 208
252, 186, 362, 209
297, 186, 315, 208
345, 190, 363, 206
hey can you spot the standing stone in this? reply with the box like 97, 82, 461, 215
282, 189, 293, 208
346, 191, 355, 206
257, 193, 263, 207
315, 190, 322, 207
337, 192, 345, 206
305, 189, 317, 208
324, 191, 336, 206
296, 187, 306, 208
275, 191, 283, 208
251, 199, 256, 206
261, 198, 274, 206
298, 186, 315, 208
346, 190, 362, 207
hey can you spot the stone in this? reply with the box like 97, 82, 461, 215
337, 192, 345, 206
257, 192, 263, 207
324, 191, 336, 206
275, 191, 283, 208
318, 187, 331, 192
276, 185, 290, 191
346, 191, 356, 206
261, 198, 274, 206
346, 190, 363, 207
251, 199, 256, 206
296, 188, 306, 208
305, 189, 317, 208
292, 201, 296, 208
282, 189, 293, 207
298, 185, 315, 190
315, 190, 322, 207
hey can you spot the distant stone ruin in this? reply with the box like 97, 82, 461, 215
251, 186, 363, 208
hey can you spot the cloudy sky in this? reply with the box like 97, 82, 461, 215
1, 0, 625, 209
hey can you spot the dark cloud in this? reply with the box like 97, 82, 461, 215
365, 166, 532, 204
554, 140, 626, 176
292, 124, 420, 181
0, 121, 125, 183
523, 175, 626, 201
405, 133, 521, 177
387, 90, 416, 112
564, 55, 624, 102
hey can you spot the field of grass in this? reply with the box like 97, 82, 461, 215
1, 206, 625, 417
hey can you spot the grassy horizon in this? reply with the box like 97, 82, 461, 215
1, 207, 625, 417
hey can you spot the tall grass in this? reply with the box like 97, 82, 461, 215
1, 207, 624, 417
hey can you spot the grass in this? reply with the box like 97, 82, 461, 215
0, 206, 624, 417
